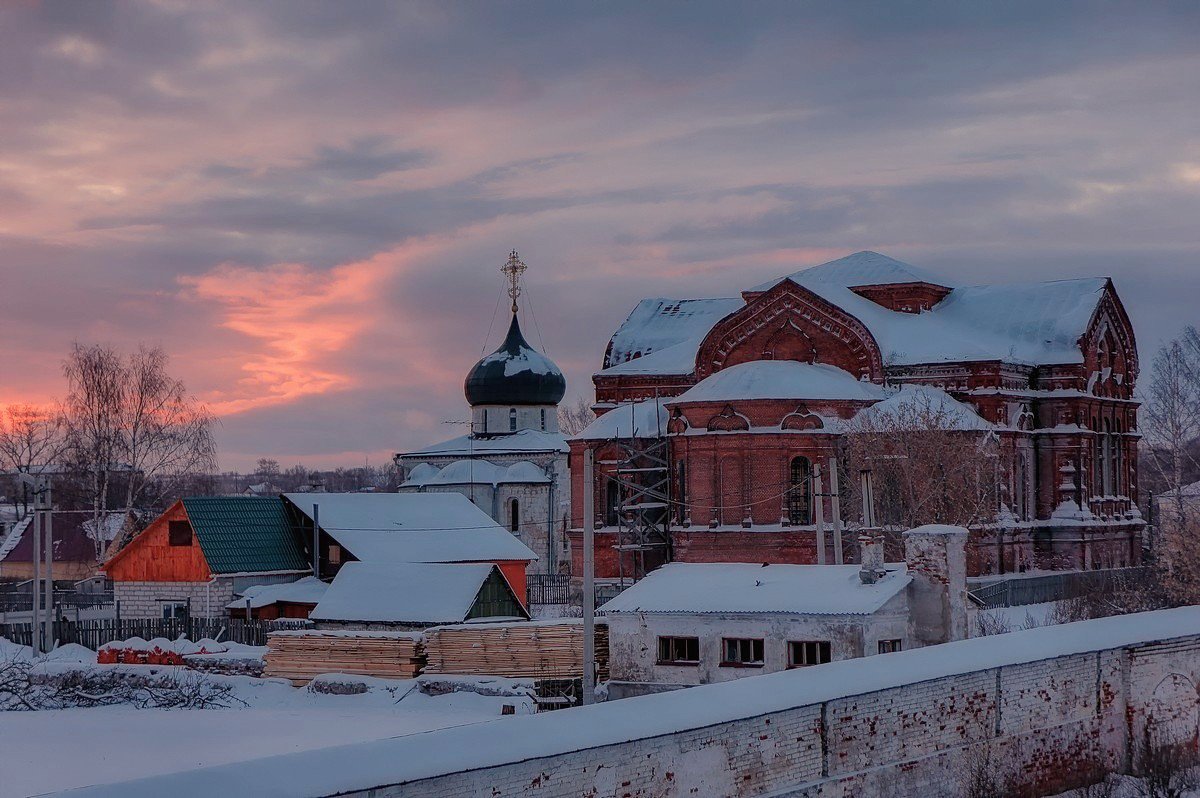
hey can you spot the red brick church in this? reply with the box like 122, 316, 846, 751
568, 251, 1142, 578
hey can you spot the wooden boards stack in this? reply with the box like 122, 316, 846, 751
263, 630, 425, 685
423, 619, 609, 680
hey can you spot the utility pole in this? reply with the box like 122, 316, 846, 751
829, 456, 844, 565
44, 499, 53, 647
312, 504, 320, 579
582, 448, 596, 706
31, 504, 41, 654
813, 462, 826, 565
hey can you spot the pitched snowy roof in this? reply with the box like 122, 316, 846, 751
752, 250, 954, 292
570, 399, 670, 441
401, 428, 568, 458
309, 562, 503, 624
669, 361, 888, 405
602, 297, 742, 372
226, 576, 328, 610
852, 384, 993, 430
597, 254, 1110, 375
600, 562, 911, 615
283, 492, 537, 564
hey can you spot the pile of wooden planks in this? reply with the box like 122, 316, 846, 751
423, 619, 608, 680
263, 630, 425, 685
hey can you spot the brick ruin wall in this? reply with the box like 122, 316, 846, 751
343, 631, 1200, 798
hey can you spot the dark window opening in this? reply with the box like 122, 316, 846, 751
509, 499, 520, 533
657, 636, 699, 665
721, 638, 765, 667
540, 408, 546, 430
509, 407, 517, 432
788, 640, 831, 667
605, 479, 620, 527
878, 639, 903, 654
168, 520, 193, 547
787, 457, 811, 524
161, 601, 187, 620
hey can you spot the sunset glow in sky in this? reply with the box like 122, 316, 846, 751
2, 2, 1199, 470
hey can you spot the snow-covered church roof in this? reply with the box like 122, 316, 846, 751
598, 252, 1111, 376
401, 459, 550, 487
401, 428, 568, 459
669, 361, 888, 404
570, 399, 670, 442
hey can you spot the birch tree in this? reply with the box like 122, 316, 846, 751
0, 404, 67, 516
1142, 332, 1200, 525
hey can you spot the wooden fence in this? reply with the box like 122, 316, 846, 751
526, 574, 573, 605
968, 566, 1151, 609
0, 617, 310, 651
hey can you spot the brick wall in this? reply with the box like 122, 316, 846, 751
319, 610, 1200, 798
114, 579, 234, 619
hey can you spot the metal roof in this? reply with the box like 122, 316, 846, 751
181, 496, 309, 575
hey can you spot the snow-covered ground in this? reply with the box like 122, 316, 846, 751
0, 640, 535, 797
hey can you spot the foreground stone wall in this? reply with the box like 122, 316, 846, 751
357, 627, 1199, 797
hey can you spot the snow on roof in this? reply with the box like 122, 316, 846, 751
669, 361, 888, 405
1158, 480, 1200, 498
569, 399, 669, 441
752, 250, 955, 292
401, 428, 568, 458
412, 459, 551, 487
0, 516, 31, 562
400, 463, 439, 486
226, 576, 328, 610
602, 297, 742, 372
82, 513, 128, 542
599, 562, 910, 615
309, 562, 498, 624
852, 384, 993, 430
599, 254, 1110, 375
284, 493, 537, 564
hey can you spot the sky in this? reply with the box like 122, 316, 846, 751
1, 1, 1198, 472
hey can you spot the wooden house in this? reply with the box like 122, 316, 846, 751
103, 497, 310, 619
0, 511, 133, 582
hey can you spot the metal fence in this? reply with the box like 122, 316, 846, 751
527, 574, 573, 605
0, 617, 310, 651
968, 566, 1150, 609
0, 589, 115, 614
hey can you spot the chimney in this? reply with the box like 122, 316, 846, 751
903, 525, 969, 645
859, 532, 885, 584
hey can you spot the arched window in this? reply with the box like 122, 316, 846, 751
1101, 418, 1113, 496
509, 499, 519, 533
509, 407, 517, 432
540, 408, 547, 430
605, 479, 620, 527
787, 456, 811, 525
676, 461, 687, 524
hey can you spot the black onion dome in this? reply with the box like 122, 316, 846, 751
465, 314, 566, 406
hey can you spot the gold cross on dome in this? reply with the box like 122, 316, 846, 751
501, 249, 527, 313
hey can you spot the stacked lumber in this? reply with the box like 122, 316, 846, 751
263, 630, 425, 685
423, 619, 609, 680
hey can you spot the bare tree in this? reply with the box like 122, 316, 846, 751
0, 404, 67, 516
1142, 334, 1200, 526
557, 396, 596, 436
254, 458, 281, 482
63, 343, 216, 560
843, 388, 1005, 534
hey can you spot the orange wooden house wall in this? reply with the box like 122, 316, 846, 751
104, 500, 211, 582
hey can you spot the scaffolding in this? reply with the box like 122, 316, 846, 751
601, 398, 673, 584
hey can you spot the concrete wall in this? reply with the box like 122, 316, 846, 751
606, 599, 911, 696
114, 579, 234, 619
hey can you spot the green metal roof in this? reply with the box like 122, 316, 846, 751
181, 496, 309, 575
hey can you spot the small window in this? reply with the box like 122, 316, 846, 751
509, 407, 517, 431
721, 638, 765, 667
540, 408, 547, 430
657, 636, 699, 665
788, 640, 831, 668
509, 499, 520, 533
878, 639, 903, 654
161, 601, 187, 620
328, 544, 342, 565
168, 520, 193, 547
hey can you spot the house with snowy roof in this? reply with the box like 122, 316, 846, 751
282, 492, 537, 600
394, 252, 571, 578
0, 510, 134, 582
601, 526, 968, 698
572, 251, 1142, 579
308, 561, 529, 629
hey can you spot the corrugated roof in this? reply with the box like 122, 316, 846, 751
181, 496, 309, 575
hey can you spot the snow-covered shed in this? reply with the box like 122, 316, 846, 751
227, 575, 329, 620
309, 561, 528, 630
282, 492, 537, 600
601, 525, 970, 699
